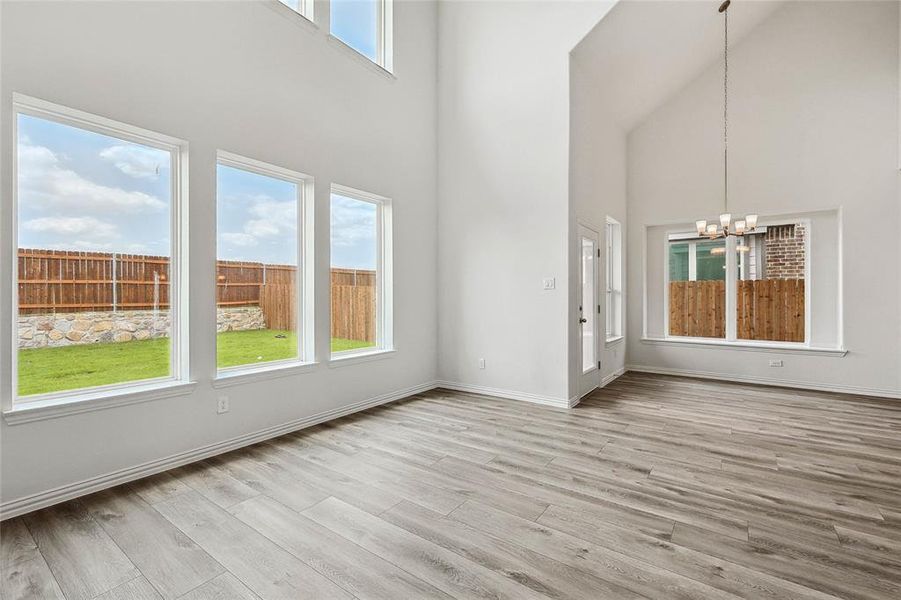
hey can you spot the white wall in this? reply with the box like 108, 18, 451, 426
436, 0, 614, 405
0, 0, 438, 512
569, 47, 627, 394
626, 1, 901, 397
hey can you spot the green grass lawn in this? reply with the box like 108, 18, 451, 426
18, 330, 375, 397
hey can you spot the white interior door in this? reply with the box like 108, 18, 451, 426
579, 225, 601, 396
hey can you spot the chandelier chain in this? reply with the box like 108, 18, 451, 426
724, 4, 728, 213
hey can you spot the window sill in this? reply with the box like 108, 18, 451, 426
606, 335, 624, 347
328, 348, 396, 368
641, 337, 847, 357
326, 35, 395, 80
4, 380, 197, 425
213, 361, 318, 389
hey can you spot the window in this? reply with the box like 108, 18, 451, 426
216, 153, 313, 373
330, 185, 392, 356
667, 236, 726, 338
667, 221, 807, 344
13, 96, 187, 402
736, 223, 807, 342
605, 217, 623, 341
330, 0, 392, 70
278, 0, 313, 21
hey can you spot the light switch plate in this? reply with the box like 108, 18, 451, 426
542, 278, 555, 290
769, 360, 783, 367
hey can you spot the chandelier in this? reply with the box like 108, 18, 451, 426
695, 0, 757, 256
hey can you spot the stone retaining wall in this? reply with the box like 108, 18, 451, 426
18, 307, 265, 349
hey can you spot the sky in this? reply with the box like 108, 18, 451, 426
17, 114, 378, 270
279, 0, 378, 61
330, 0, 379, 61
17, 114, 172, 257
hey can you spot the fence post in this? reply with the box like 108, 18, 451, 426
153, 271, 160, 317
111, 253, 118, 312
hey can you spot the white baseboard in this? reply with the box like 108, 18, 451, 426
626, 364, 901, 399
435, 380, 572, 409
600, 367, 626, 388
0, 381, 438, 521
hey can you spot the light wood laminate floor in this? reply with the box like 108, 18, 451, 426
3, 373, 901, 599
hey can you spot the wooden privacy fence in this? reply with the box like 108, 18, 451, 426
331, 269, 376, 344
737, 279, 805, 342
668, 280, 726, 338
17, 249, 376, 342
669, 279, 805, 342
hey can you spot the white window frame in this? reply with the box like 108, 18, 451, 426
5, 94, 193, 423
328, 0, 394, 73
329, 183, 394, 363
273, 0, 315, 23
605, 217, 623, 343
214, 151, 316, 384
663, 217, 812, 348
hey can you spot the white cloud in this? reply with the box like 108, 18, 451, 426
248, 197, 296, 233
330, 195, 375, 247
23, 216, 119, 239
99, 144, 166, 180
219, 194, 296, 253
221, 232, 258, 247
18, 141, 167, 213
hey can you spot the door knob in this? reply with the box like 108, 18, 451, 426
579, 318, 587, 324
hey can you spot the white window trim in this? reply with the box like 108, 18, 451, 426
662, 217, 817, 350
268, 0, 316, 26
329, 183, 393, 362
605, 216, 623, 343
214, 151, 316, 382
328, 0, 394, 74
5, 94, 192, 419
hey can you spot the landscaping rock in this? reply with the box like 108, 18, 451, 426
72, 320, 92, 331
93, 320, 113, 332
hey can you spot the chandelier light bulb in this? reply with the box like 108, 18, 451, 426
719, 213, 732, 229
746, 214, 758, 229
734, 220, 746, 234
706, 224, 718, 237
696, 220, 707, 236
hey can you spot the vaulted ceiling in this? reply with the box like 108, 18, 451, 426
572, 0, 786, 131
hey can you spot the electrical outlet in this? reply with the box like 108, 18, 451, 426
217, 396, 230, 414
478, 358, 486, 370
769, 359, 783, 367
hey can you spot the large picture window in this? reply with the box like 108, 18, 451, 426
216, 153, 312, 373
330, 0, 393, 70
330, 185, 392, 357
667, 221, 807, 344
13, 96, 187, 401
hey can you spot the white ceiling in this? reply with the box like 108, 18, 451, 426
572, 0, 786, 131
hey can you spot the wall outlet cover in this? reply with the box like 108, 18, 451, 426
769, 360, 784, 367
542, 278, 556, 290
217, 396, 230, 414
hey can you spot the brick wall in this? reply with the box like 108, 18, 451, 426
765, 223, 805, 279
